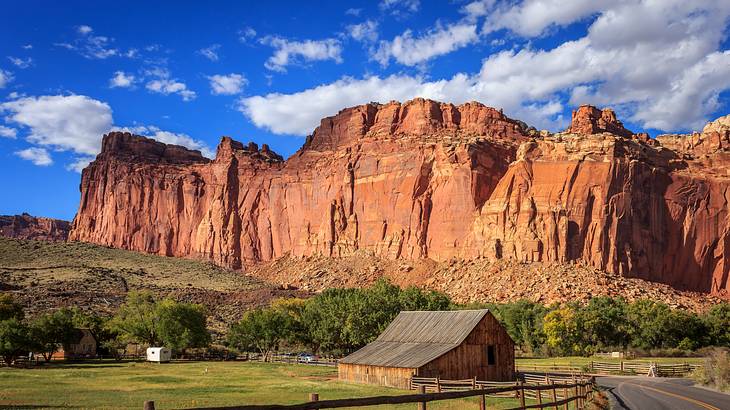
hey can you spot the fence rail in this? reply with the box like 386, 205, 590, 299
516, 360, 701, 377
168, 377, 595, 410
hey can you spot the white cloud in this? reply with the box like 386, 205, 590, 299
198, 44, 221, 61
461, 0, 496, 20
375, 23, 479, 66
0, 125, 17, 138
0, 69, 11, 88
345, 8, 362, 16
22, 44, 33, 50
1, 95, 113, 155
484, 0, 614, 37
0, 94, 213, 171
15, 147, 53, 166
380, 0, 420, 15
239, 27, 257, 43
208, 73, 247, 95
347, 20, 379, 43
261, 37, 343, 72
144, 68, 196, 101
112, 125, 214, 158
8, 57, 32, 69
109, 71, 135, 88
77, 25, 93, 35
241, 0, 730, 134
66, 156, 95, 173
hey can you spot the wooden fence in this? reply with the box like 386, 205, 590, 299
516, 361, 701, 377
148, 377, 595, 410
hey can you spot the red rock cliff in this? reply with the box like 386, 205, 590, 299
69, 99, 730, 297
0, 213, 71, 241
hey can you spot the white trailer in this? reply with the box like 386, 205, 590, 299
146, 347, 171, 363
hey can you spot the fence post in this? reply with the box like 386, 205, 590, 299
309, 393, 319, 402
518, 380, 526, 409
418, 385, 427, 410
551, 381, 558, 410
537, 385, 543, 406
143, 401, 155, 410
436, 377, 441, 393
479, 392, 486, 410
472, 376, 477, 390
620, 361, 624, 375
563, 387, 569, 410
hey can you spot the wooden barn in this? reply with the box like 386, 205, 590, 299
338, 310, 515, 389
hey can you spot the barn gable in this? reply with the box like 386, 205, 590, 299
339, 310, 489, 368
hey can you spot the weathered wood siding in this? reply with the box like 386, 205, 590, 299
338, 363, 416, 389
418, 312, 515, 381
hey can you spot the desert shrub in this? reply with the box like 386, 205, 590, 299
694, 348, 730, 392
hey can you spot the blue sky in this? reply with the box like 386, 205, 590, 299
1, 0, 730, 220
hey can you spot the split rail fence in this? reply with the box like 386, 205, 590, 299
516, 361, 701, 377
143, 376, 595, 410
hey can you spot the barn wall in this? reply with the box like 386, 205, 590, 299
338, 363, 416, 389
418, 313, 515, 381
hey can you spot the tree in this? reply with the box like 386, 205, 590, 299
155, 299, 210, 353
576, 297, 629, 352
703, 302, 730, 347
29, 309, 76, 361
488, 300, 548, 355
107, 291, 159, 345
543, 307, 580, 356
227, 308, 291, 360
0, 318, 29, 366
0, 294, 24, 321
626, 299, 675, 349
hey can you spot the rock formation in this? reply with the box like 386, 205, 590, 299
69, 98, 730, 298
0, 213, 71, 241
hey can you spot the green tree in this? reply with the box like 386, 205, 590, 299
107, 291, 159, 345
29, 309, 77, 361
227, 308, 291, 360
487, 300, 548, 355
703, 303, 730, 347
155, 299, 210, 353
576, 297, 629, 352
0, 318, 29, 366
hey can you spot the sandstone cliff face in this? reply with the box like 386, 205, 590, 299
0, 213, 70, 241
69, 99, 730, 297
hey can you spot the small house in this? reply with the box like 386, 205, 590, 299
338, 309, 515, 389
146, 347, 171, 363
52, 328, 97, 360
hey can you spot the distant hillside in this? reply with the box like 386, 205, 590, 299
0, 213, 70, 241
0, 237, 306, 333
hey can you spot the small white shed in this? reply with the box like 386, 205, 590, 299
146, 347, 171, 363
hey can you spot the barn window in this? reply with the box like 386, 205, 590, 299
487, 345, 496, 365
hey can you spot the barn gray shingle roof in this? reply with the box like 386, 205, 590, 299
339, 310, 489, 368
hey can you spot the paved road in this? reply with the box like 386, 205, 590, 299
597, 376, 730, 410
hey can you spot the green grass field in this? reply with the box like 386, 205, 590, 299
0, 361, 526, 410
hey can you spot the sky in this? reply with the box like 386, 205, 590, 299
1, 0, 730, 220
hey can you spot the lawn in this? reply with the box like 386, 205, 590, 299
0, 361, 526, 409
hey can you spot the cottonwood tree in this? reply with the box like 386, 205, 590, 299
107, 291, 160, 346
227, 308, 291, 361
29, 309, 76, 361
0, 318, 29, 366
156, 299, 210, 354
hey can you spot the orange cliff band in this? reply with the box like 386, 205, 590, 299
68, 98, 730, 298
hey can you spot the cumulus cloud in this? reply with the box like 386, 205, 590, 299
15, 147, 53, 166
375, 23, 478, 66
1, 94, 213, 171
241, 0, 730, 134
0, 69, 11, 88
261, 37, 343, 72
112, 125, 214, 158
0, 125, 17, 138
109, 71, 135, 88
198, 44, 221, 61
8, 57, 32, 69
144, 67, 196, 101
1, 95, 113, 155
483, 0, 614, 37
208, 73, 247, 95
347, 20, 379, 43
